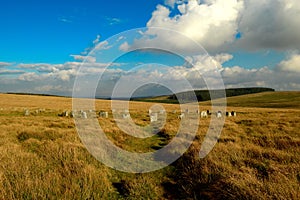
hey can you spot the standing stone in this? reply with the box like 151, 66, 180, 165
24, 110, 30, 116
82, 112, 87, 119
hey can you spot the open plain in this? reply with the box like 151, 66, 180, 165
0, 92, 299, 199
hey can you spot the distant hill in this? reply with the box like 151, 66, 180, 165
2, 90, 300, 109
218, 91, 300, 109
4, 87, 275, 105
133, 87, 275, 104
5, 92, 68, 98
170, 87, 275, 102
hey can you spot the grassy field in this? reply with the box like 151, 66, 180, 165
218, 91, 300, 109
133, 87, 276, 104
0, 93, 299, 199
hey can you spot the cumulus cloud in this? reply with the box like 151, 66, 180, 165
18, 72, 41, 81
94, 41, 112, 51
18, 63, 63, 73
34, 85, 68, 93
125, 0, 300, 53
0, 62, 13, 68
2, 0, 300, 95
164, 0, 177, 8
82, 35, 110, 55
55, 69, 77, 81
237, 0, 300, 51
0, 69, 25, 75
10, 61, 124, 85
119, 42, 130, 51
143, 0, 244, 52
165, 53, 300, 91
1, 53, 300, 96
71, 55, 96, 63
182, 53, 233, 74
277, 54, 300, 73
213, 53, 234, 64
221, 65, 300, 91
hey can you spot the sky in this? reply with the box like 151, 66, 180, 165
1, 0, 300, 96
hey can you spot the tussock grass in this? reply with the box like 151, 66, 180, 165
0, 93, 299, 199
217, 91, 300, 109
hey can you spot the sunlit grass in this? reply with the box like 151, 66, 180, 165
0, 93, 299, 199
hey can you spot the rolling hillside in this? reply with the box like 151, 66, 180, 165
133, 87, 275, 104
200, 91, 300, 109
134, 90, 300, 110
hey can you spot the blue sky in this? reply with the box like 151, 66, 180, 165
0, 0, 284, 67
1, 0, 300, 95
0, 0, 164, 64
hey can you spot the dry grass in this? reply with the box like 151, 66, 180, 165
0, 93, 299, 199
172, 106, 300, 199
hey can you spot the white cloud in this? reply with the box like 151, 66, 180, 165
182, 53, 232, 73
105, 17, 123, 26
220, 65, 300, 91
3, 0, 300, 95
17, 63, 78, 73
124, 0, 300, 53
155, 54, 300, 91
237, 0, 300, 51
1, 53, 300, 96
144, 0, 244, 52
119, 42, 130, 52
34, 85, 67, 93
18, 63, 61, 72
58, 17, 72, 24
117, 36, 125, 42
12, 61, 124, 84
18, 72, 40, 81
0, 69, 25, 75
71, 55, 96, 63
0, 62, 13, 68
82, 35, 107, 55
56, 69, 77, 81
94, 41, 112, 51
17, 63, 75, 82
164, 0, 177, 8
277, 54, 300, 73
93, 35, 101, 45
213, 53, 233, 64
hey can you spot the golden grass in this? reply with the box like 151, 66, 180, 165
0, 93, 299, 199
